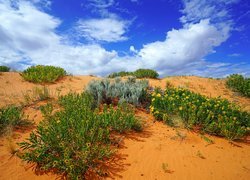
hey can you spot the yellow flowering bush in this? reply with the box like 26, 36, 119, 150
19, 92, 142, 179
150, 88, 250, 140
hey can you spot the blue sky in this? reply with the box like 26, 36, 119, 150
0, 0, 249, 77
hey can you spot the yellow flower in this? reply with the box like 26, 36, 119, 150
179, 107, 183, 111
156, 93, 161, 97
152, 98, 155, 102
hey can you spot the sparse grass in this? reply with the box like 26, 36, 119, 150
22, 86, 51, 106
22, 65, 67, 83
0, 106, 32, 136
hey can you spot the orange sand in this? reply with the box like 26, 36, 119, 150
0, 72, 249, 180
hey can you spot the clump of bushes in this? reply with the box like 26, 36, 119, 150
85, 77, 149, 106
226, 74, 250, 97
108, 71, 133, 78
133, 69, 159, 79
19, 92, 142, 179
0, 65, 10, 72
150, 88, 250, 140
22, 65, 67, 83
0, 106, 32, 135
108, 69, 159, 79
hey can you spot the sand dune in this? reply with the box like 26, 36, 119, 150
0, 72, 249, 180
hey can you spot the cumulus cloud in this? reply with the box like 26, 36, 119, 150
138, 19, 228, 70
76, 17, 129, 42
0, 0, 248, 77
0, 0, 122, 75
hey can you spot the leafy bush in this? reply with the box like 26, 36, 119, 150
0, 65, 10, 72
0, 106, 32, 135
85, 77, 149, 106
108, 71, 133, 78
150, 88, 250, 140
22, 65, 67, 83
133, 69, 159, 79
107, 69, 159, 79
226, 74, 250, 97
19, 92, 141, 179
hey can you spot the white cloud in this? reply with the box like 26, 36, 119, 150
180, 0, 239, 24
228, 53, 241, 57
0, 0, 248, 78
129, 45, 138, 53
76, 17, 129, 42
138, 20, 228, 71
0, 0, 121, 75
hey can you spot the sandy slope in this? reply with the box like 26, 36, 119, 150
0, 72, 249, 180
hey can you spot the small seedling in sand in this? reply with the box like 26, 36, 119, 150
7, 137, 19, 155
162, 163, 174, 173
196, 150, 206, 159
200, 134, 214, 145
171, 130, 186, 142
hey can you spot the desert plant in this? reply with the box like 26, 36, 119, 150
85, 77, 149, 106
150, 88, 250, 140
22, 65, 67, 83
0, 65, 10, 72
0, 106, 32, 135
108, 71, 133, 78
107, 69, 159, 79
22, 86, 51, 106
226, 74, 250, 97
133, 69, 159, 79
19, 92, 142, 179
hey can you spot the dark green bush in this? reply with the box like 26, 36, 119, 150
19, 92, 142, 179
22, 65, 67, 83
150, 88, 250, 140
133, 69, 159, 79
0, 106, 32, 135
0, 65, 10, 72
226, 74, 250, 97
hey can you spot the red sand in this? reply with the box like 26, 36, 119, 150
0, 72, 249, 180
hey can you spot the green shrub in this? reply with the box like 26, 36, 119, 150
0, 106, 32, 135
108, 71, 133, 78
226, 74, 250, 97
0, 65, 10, 72
22, 65, 67, 83
85, 77, 149, 106
108, 69, 159, 79
150, 88, 250, 140
133, 69, 159, 79
19, 92, 141, 179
